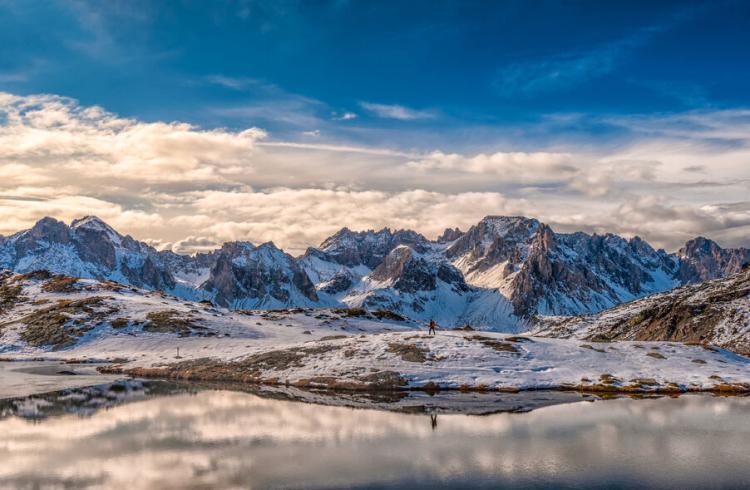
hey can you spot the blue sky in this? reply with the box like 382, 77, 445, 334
0, 0, 749, 252
2, 0, 748, 149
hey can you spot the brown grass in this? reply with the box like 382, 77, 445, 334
387, 342, 429, 362
111, 318, 129, 329
371, 310, 406, 321
579, 344, 606, 353
41, 275, 80, 293
468, 335, 520, 354
143, 310, 204, 335
19, 297, 108, 348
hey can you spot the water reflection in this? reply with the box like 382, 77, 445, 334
0, 387, 749, 489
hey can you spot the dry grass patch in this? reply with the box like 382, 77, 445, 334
387, 342, 429, 362
505, 336, 532, 343
143, 310, 204, 336
579, 344, 606, 353
599, 373, 621, 385
121, 343, 344, 383
41, 275, 80, 293
19, 297, 110, 348
332, 307, 368, 317
629, 378, 659, 386
646, 351, 667, 360
371, 310, 406, 321
468, 335, 520, 354
0, 275, 25, 313
111, 318, 129, 329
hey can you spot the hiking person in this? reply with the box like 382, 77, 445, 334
428, 319, 437, 336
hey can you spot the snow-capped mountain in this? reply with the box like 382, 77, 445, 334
443, 216, 680, 318
676, 236, 750, 284
1, 215, 748, 330
0, 216, 176, 291
200, 241, 321, 309
532, 266, 750, 355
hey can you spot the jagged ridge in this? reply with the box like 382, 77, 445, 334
0, 215, 748, 331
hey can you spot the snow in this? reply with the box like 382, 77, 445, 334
1, 273, 748, 394
0, 361, 121, 400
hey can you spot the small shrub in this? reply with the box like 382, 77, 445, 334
111, 318, 129, 329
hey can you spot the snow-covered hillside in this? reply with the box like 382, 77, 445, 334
532, 268, 750, 355
0, 270, 748, 394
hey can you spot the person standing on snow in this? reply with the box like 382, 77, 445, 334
428, 319, 437, 336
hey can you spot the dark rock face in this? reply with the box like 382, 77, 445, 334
371, 246, 469, 294
508, 228, 678, 317
437, 227, 464, 243
446, 216, 539, 276
1, 216, 175, 291
314, 227, 428, 268
2, 214, 749, 324
442, 216, 680, 318
677, 237, 750, 284
319, 271, 354, 295
201, 242, 318, 307
535, 268, 750, 355
371, 247, 436, 293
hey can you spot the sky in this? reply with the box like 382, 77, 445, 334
0, 0, 749, 254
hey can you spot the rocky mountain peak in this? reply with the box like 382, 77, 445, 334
204, 239, 318, 308
677, 237, 750, 284
370, 245, 469, 295
28, 217, 70, 242
679, 236, 721, 258
70, 215, 115, 232
315, 226, 427, 268
437, 227, 464, 243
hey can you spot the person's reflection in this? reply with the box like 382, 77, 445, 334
430, 413, 438, 431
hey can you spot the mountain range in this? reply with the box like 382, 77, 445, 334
1, 215, 748, 330
532, 266, 750, 355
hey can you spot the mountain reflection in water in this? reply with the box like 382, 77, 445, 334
0, 384, 749, 489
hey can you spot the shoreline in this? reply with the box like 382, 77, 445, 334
98, 363, 750, 395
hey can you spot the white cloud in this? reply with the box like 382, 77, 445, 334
332, 111, 357, 121
493, 12, 693, 96
359, 102, 435, 120
0, 91, 749, 253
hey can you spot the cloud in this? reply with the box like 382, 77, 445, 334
0, 91, 749, 253
168, 236, 220, 254
332, 111, 357, 121
493, 13, 692, 97
0, 92, 266, 186
407, 150, 576, 177
359, 102, 436, 120
203, 75, 260, 90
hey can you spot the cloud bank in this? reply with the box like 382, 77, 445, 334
0, 92, 748, 254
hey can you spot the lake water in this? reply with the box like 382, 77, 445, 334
0, 380, 749, 489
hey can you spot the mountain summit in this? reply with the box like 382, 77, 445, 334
1, 215, 747, 330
